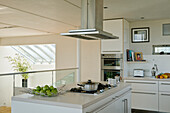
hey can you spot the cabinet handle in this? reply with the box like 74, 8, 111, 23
161, 83, 170, 85
132, 91, 157, 95
102, 51, 121, 52
161, 93, 170, 96
122, 99, 128, 113
126, 81, 156, 84
87, 97, 116, 113
125, 99, 128, 113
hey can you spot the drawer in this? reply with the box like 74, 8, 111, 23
125, 80, 158, 92
159, 92, 170, 112
159, 81, 170, 92
131, 91, 158, 111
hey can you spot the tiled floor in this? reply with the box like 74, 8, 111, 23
0, 106, 11, 113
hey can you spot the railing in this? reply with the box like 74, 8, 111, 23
0, 68, 78, 107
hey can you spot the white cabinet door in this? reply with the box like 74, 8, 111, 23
159, 81, 170, 92
96, 98, 123, 113
121, 91, 131, 113
101, 19, 123, 53
125, 80, 158, 92
159, 92, 170, 112
131, 91, 158, 111
88, 91, 131, 113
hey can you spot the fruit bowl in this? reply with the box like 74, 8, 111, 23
28, 85, 58, 97
156, 73, 170, 79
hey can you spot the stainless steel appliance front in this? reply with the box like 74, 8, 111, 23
101, 54, 123, 81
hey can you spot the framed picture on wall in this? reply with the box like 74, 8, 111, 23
135, 52, 143, 61
131, 27, 150, 43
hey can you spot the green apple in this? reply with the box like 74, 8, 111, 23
47, 92, 52, 97
43, 85, 49, 91
36, 86, 41, 91
50, 86, 54, 90
35, 91, 40, 95
51, 89, 58, 95
31, 89, 36, 94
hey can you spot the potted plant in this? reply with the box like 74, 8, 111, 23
6, 54, 32, 87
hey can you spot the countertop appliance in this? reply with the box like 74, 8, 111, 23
60, 0, 118, 40
134, 69, 144, 77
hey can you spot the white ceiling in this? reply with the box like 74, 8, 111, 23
0, 0, 170, 38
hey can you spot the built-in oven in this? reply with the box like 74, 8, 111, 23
101, 54, 123, 81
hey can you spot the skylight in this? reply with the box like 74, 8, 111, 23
11, 44, 56, 64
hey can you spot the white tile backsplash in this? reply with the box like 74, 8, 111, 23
128, 55, 170, 77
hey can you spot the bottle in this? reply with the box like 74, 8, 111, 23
151, 67, 156, 77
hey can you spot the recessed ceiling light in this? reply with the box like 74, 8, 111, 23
140, 17, 145, 19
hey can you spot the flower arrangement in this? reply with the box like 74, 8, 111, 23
6, 54, 32, 79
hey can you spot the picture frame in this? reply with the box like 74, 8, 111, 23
135, 52, 143, 61
163, 23, 170, 36
131, 27, 150, 43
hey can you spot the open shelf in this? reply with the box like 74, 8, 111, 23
127, 61, 147, 63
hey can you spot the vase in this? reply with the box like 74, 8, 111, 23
22, 79, 28, 87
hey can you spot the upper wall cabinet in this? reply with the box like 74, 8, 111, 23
101, 19, 123, 54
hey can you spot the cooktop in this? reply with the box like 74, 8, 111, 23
69, 83, 117, 95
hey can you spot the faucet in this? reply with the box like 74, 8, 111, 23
154, 64, 158, 72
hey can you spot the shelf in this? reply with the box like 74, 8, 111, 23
127, 61, 147, 63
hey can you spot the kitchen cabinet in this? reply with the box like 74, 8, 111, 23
86, 90, 131, 113
159, 81, 170, 112
12, 83, 131, 113
101, 19, 123, 54
124, 80, 158, 111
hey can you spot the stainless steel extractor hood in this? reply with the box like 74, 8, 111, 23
60, 0, 119, 40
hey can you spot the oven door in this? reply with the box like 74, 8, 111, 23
101, 69, 121, 81
101, 58, 122, 70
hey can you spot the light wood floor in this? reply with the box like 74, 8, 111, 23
0, 106, 11, 113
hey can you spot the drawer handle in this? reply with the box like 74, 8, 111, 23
126, 81, 156, 84
161, 83, 170, 85
161, 94, 170, 96
132, 91, 157, 95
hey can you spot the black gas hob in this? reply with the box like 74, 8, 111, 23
70, 83, 116, 95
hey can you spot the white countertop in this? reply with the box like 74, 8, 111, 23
12, 83, 131, 109
124, 76, 170, 81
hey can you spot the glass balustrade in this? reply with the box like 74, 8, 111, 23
0, 68, 78, 108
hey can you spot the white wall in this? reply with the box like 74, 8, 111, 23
128, 19, 170, 76
80, 40, 101, 82
0, 46, 16, 106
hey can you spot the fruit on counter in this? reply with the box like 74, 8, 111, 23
31, 85, 58, 97
156, 73, 170, 79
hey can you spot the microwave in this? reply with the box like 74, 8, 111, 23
134, 69, 144, 77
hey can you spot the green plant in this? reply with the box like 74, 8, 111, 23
6, 54, 31, 79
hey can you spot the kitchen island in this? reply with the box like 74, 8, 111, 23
11, 83, 131, 113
